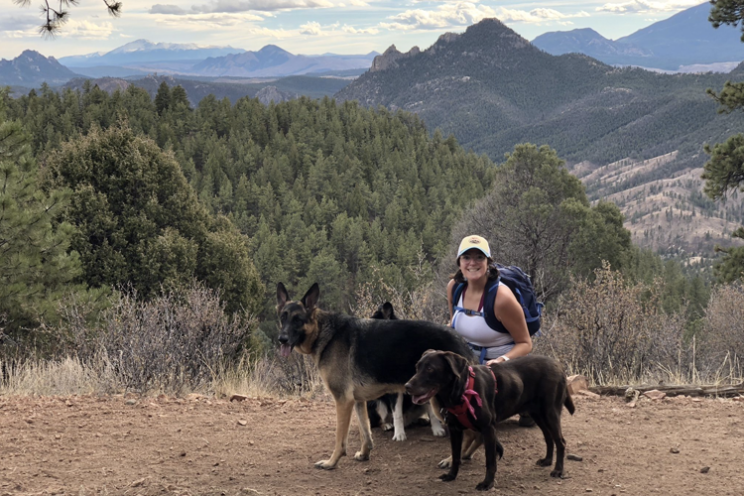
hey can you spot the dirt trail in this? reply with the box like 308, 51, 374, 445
1, 393, 742, 496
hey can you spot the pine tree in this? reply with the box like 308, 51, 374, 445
703, 1, 744, 282
0, 92, 86, 338
44, 122, 264, 314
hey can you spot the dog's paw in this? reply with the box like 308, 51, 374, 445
314, 459, 337, 470
382, 422, 394, 431
550, 468, 564, 478
392, 430, 407, 441
353, 450, 370, 461
536, 457, 553, 467
439, 473, 457, 483
475, 480, 494, 491
438, 456, 453, 469
430, 424, 446, 437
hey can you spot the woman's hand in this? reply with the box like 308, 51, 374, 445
486, 357, 508, 366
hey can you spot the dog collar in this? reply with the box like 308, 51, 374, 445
445, 366, 497, 430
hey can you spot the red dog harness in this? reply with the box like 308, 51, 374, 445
445, 366, 498, 430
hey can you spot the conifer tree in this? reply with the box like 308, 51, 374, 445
44, 123, 264, 314
0, 91, 86, 338
703, 0, 744, 281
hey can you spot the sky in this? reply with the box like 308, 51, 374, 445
0, 0, 709, 59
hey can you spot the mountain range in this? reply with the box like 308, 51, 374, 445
0, 50, 81, 86
58, 39, 245, 68
57, 39, 377, 79
336, 18, 744, 256
532, 3, 744, 71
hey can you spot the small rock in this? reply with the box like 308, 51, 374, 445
131, 478, 146, 487
643, 390, 666, 401
670, 448, 680, 454
700, 466, 710, 474
624, 387, 639, 402
125, 399, 137, 406
238, 420, 247, 426
567, 454, 583, 462
567, 375, 589, 395
586, 489, 593, 493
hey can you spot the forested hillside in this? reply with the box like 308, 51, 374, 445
337, 19, 743, 167
335, 18, 744, 256
3, 83, 495, 320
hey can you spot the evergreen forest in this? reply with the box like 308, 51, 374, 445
0, 81, 713, 355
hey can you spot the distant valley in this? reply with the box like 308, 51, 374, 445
60, 74, 351, 105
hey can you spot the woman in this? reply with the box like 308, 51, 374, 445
447, 235, 533, 366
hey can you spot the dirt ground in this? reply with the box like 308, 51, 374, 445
1, 392, 742, 496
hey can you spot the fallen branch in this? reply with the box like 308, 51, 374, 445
589, 382, 744, 398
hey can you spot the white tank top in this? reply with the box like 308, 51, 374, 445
451, 290, 515, 349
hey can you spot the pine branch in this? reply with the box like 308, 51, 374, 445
13, 0, 122, 36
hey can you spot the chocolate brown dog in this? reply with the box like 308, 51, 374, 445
405, 350, 575, 490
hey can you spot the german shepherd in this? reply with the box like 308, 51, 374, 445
367, 302, 446, 440
276, 283, 474, 469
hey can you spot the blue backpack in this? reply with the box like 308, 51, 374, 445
452, 264, 543, 336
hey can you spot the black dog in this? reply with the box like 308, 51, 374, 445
276, 283, 474, 469
406, 350, 575, 490
367, 303, 445, 440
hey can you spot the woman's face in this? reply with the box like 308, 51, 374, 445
459, 249, 488, 282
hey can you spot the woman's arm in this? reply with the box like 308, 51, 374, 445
487, 285, 532, 365
446, 279, 456, 324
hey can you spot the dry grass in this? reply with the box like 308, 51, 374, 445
3, 272, 743, 398
0, 351, 326, 400
211, 352, 325, 399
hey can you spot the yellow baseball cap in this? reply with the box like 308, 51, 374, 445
457, 235, 491, 260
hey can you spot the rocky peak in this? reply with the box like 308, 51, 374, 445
255, 85, 297, 105
370, 44, 421, 72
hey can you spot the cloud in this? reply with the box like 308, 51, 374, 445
597, 0, 701, 14
497, 8, 590, 23
150, 4, 189, 15
342, 24, 379, 34
57, 20, 115, 40
188, 0, 333, 14
155, 12, 265, 29
380, 2, 590, 31
300, 21, 322, 35
298, 21, 379, 36
380, 2, 497, 31
0, 15, 39, 38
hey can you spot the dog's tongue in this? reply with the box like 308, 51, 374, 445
411, 389, 437, 405
279, 344, 292, 357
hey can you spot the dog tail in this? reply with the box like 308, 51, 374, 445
564, 393, 576, 415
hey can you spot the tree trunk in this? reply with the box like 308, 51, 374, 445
590, 382, 744, 398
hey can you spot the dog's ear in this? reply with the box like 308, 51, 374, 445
382, 302, 395, 319
302, 283, 320, 311
443, 352, 468, 380
277, 282, 289, 313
